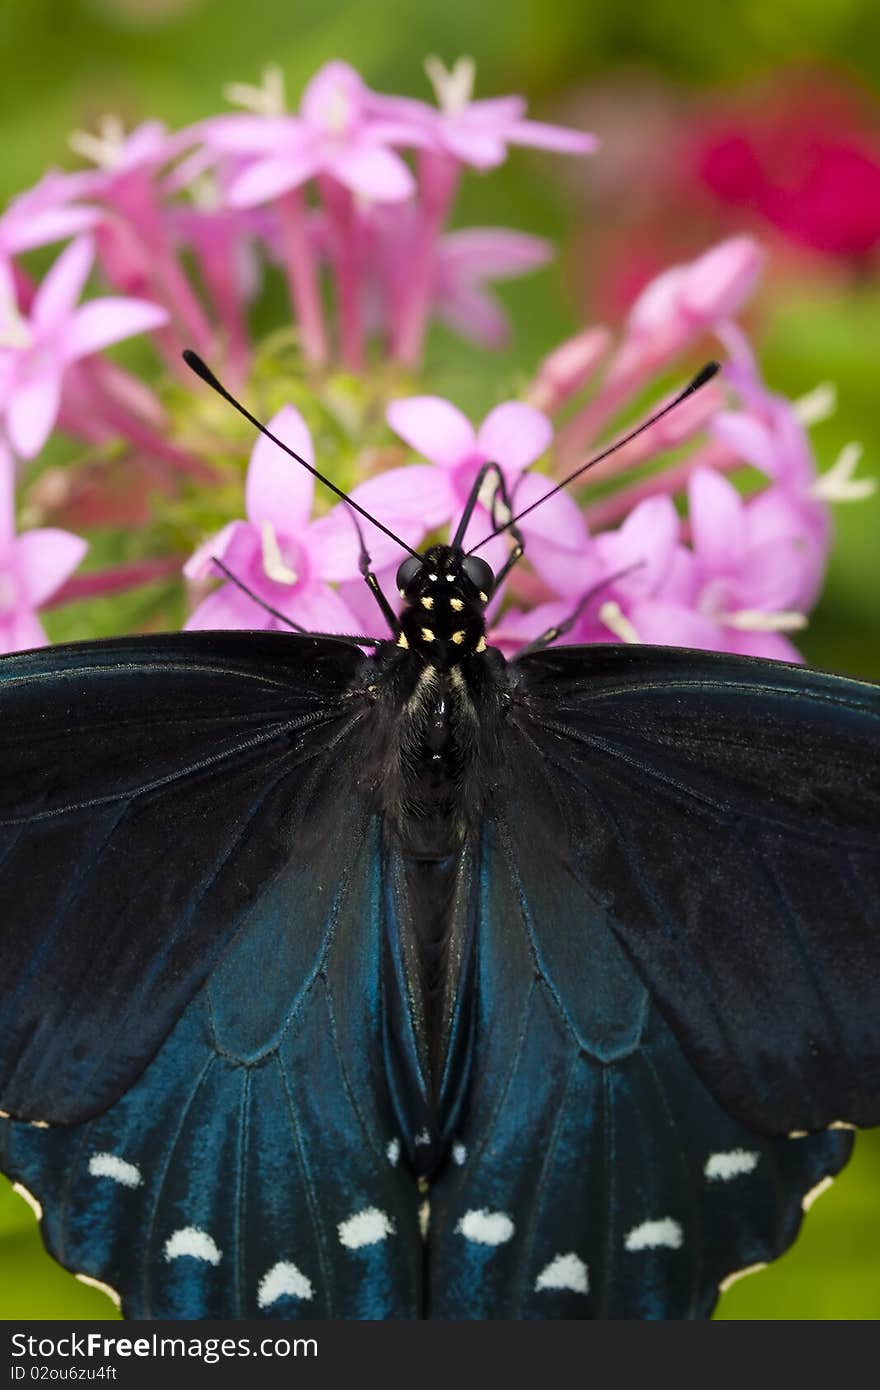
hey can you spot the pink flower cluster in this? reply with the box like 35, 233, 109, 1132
0, 59, 870, 659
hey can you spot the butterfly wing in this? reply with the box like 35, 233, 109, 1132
425, 642, 876, 1317
0, 631, 423, 1317
503, 644, 880, 1136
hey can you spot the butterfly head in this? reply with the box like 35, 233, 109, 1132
395, 545, 493, 663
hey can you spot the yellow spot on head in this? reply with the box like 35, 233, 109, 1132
397, 632, 409, 649
476, 636, 487, 653
421, 596, 434, 610
451, 630, 465, 645
450, 597, 464, 612
478, 591, 488, 604
421, 628, 435, 642
428, 573, 438, 582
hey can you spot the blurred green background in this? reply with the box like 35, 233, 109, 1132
0, 0, 877, 1321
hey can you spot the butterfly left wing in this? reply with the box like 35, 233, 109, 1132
0, 631, 424, 1317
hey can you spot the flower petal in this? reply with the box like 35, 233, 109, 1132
477, 401, 552, 473
329, 141, 415, 202
32, 236, 94, 334
186, 583, 267, 631
386, 396, 476, 467
6, 370, 62, 459
228, 150, 322, 207
504, 119, 598, 156
283, 583, 362, 637
64, 296, 169, 361
688, 467, 747, 574
0, 440, 14, 547
14, 528, 87, 605
245, 405, 315, 530
184, 519, 259, 582
0, 608, 48, 654
710, 411, 779, 479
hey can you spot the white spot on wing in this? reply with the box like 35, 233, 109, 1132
704, 1149, 760, 1182
456, 1209, 514, 1246
802, 1176, 835, 1212
452, 1142, 467, 1166
12, 1182, 42, 1221
624, 1218, 683, 1251
163, 1227, 222, 1264
386, 1138, 400, 1166
257, 1261, 313, 1307
718, 1261, 767, 1294
338, 1207, 394, 1249
75, 1273, 121, 1308
535, 1252, 589, 1294
88, 1152, 142, 1188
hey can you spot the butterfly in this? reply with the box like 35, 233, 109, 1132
0, 354, 877, 1320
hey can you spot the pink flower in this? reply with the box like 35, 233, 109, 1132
209, 62, 420, 207
613, 236, 763, 380
0, 236, 169, 459
185, 404, 366, 634
432, 227, 553, 347
678, 467, 812, 661
0, 171, 99, 258
0, 443, 87, 653
385, 393, 589, 590
382, 57, 597, 170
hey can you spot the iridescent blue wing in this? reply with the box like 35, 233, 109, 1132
426, 644, 877, 1317
0, 632, 422, 1317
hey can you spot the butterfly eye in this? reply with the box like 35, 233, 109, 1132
462, 556, 495, 600
396, 556, 424, 592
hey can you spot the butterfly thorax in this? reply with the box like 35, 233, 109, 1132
354, 547, 510, 1162
394, 544, 490, 667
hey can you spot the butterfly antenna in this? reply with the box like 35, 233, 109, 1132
466, 360, 721, 554
182, 350, 420, 560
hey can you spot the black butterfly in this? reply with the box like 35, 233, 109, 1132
0, 355, 877, 1320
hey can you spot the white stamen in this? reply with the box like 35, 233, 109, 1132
0, 296, 32, 351
793, 381, 837, 427
624, 1218, 683, 1251
724, 608, 807, 633
599, 600, 640, 645
386, 1138, 400, 1166
224, 64, 286, 117
88, 1152, 142, 1189
260, 521, 298, 584
718, 1261, 767, 1294
535, 1252, 589, 1294
338, 1207, 394, 1249
424, 56, 477, 116
257, 1260, 313, 1307
811, 442, 876, 504
68, 114, 128, 169
704, 1150, 760, 1182
74, 1274, 121, 1309
456, 1209, 514, 1246
163, 1227, 222, 1264
802, 1176, 834, 1212
12, 1183, 42, 1221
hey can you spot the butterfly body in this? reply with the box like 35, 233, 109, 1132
0, 617, 877, 1318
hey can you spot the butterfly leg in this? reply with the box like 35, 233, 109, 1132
210, 557, 383, 645
516, 563, 643, 655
